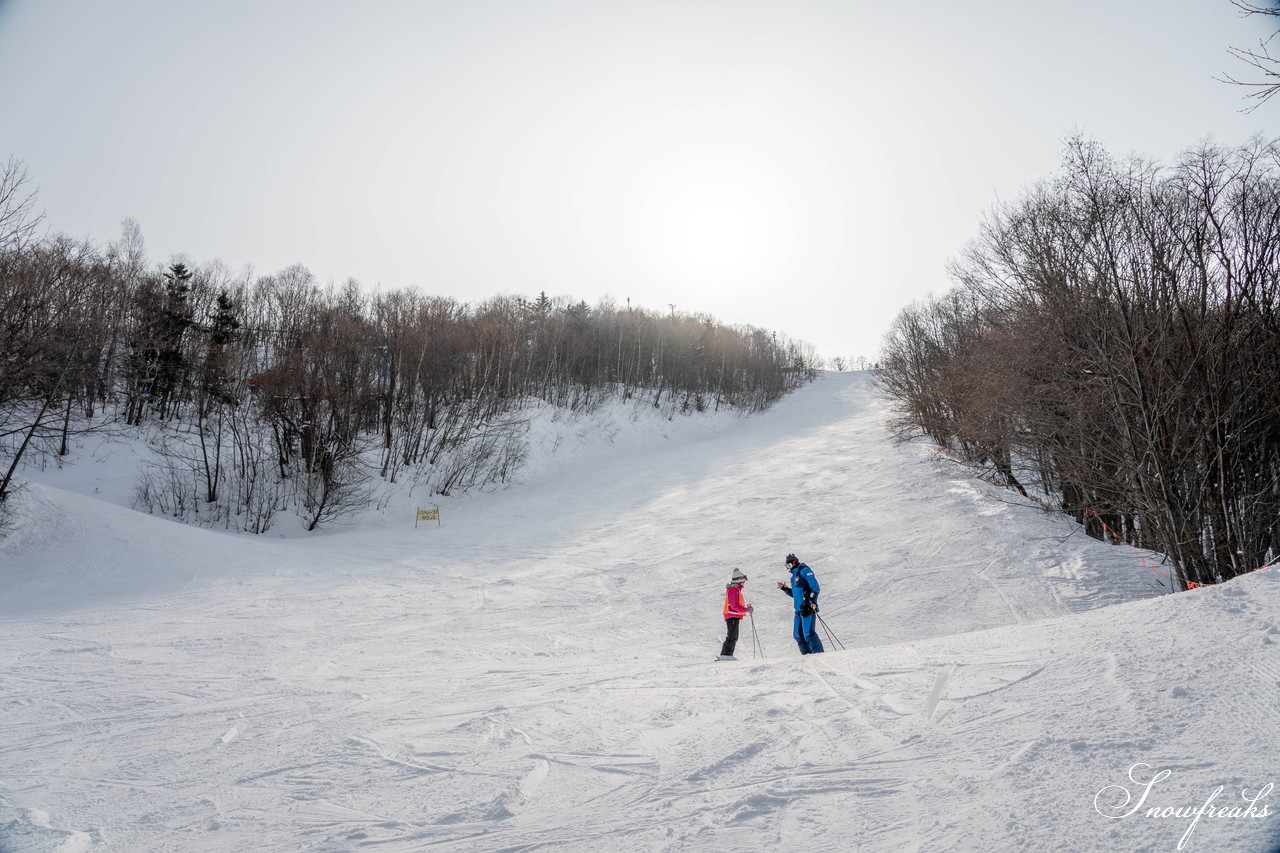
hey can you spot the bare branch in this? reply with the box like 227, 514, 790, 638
0, 156, 45, 251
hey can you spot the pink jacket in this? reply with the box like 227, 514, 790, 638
723, 583, 750, 619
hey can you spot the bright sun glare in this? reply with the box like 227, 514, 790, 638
643, 157, 795, 290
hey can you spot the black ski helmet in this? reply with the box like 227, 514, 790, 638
785, 553, 798, 565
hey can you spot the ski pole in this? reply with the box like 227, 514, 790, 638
817, 614, 846, 651
750, 612, 764, 658
818, 616, 839, 650
819, 615, 841, 650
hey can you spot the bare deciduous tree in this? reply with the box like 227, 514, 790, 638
1, 201, 820, 529
1222, 1, 1280, 109
881, 135, 1280, 587
0, 157, 44, 252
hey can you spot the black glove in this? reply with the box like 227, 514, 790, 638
799, 604, 814, 617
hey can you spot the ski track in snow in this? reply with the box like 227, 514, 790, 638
1, 372, 1278, 852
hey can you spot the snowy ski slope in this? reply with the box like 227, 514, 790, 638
1, 372, 1277, 852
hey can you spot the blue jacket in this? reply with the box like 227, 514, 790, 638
781, 562, 820, 612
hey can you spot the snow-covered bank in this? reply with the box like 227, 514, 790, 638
1, 372, 1276, 852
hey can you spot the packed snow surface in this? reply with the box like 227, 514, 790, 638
1, 372, 1277, 852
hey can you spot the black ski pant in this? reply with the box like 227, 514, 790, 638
721, 618, 741, 657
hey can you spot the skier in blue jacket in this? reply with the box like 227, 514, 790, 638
777, 553, 824, 654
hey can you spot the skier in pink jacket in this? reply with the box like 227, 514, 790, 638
718, 568, 754, 660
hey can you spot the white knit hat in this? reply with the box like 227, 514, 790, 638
731, 568, 747, 583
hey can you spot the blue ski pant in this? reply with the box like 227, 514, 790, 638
793, 612, 824, 654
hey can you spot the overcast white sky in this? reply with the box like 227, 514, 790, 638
2, 0, 1278, 359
